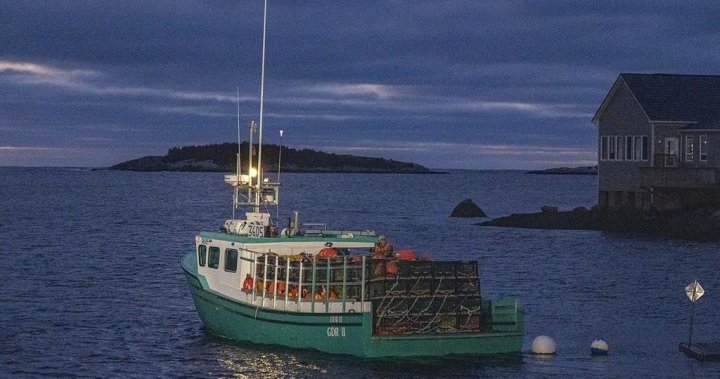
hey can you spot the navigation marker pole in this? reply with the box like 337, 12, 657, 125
684, 279, 705, 349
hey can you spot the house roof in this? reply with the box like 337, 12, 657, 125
592, 73, 720, 128
681, 119, 720, 131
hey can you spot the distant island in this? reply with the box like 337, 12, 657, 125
109, 142, 438, 174
526, 166, 597, 175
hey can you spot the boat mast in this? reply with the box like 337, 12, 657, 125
255, 0, 268, 213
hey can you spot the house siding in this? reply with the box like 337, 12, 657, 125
597, 82, 650, 192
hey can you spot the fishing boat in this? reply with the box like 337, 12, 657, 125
180, 0, 523, 358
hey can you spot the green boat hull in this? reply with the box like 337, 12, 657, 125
182, 252, 524, 358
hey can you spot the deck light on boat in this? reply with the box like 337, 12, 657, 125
249, 167, 258, 177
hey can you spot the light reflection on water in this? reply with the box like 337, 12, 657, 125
2, 167, 720, 378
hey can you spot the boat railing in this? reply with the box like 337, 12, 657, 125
249, 253, 369, 313
239, 252, 494, 334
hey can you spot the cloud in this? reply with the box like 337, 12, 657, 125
305, 83, 405, 99
0, 60, 99, 88
0, 145, 67, 152
0, 60, 243, 103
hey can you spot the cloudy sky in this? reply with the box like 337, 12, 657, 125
2, 1, 719, 169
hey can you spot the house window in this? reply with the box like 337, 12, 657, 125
632, 136, 641, 161
641, 136, 649, 161
625, 136, 633, 160
609, 136, 616, 160
224, 248, 238, 272
700, 135, 708, 161
198, 245, 207, 267
208, 246, 220, 269
600, 136, 608, 161
685, 135, 695, 161
615, 136, 624, 161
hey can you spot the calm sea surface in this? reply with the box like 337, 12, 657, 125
2, 167, 720, 378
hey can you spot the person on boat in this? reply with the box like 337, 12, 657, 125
371, 235, 394, 277
242, 274, 253, 292
317, 242, 338, 258
371, 235, 394, 259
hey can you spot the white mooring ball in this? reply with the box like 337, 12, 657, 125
531, 335, 557, 355
591, 339, 609, 355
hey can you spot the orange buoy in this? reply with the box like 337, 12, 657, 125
275, 280, 286, 294
386, 261, 398, 275
288, 286, 298, 298
396, 249, 416, 261
317, 247, 338, 258
242, 274, 254, 292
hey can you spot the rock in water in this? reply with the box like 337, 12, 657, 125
450, 199, 487, 218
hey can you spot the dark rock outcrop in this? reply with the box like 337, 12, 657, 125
478, 207, 720, 240
526, 166, 597, 175
450, 199, 487, 218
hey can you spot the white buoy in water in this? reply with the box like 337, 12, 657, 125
531, 335, 557, 355
591, 339, 609, 355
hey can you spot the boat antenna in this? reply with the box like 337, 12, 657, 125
255, 0, 268, 212
233, 87, 242, 219
277, 129, 283, 182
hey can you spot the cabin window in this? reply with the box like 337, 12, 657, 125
615, 136, 623, 161
685, 135, 695, 161
208, 246, 220, 269
700, 135, 708, 161
609, 136, 616, 160
224, 248, 238, 272
641, 136, 649, 161
198, 245, 207, 267
600, 136, 608, 161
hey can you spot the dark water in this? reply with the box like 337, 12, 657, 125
2, 167, 719, 378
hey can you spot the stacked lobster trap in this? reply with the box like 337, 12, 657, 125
367, 260, 491, 335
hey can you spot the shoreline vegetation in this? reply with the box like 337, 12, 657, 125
479, 206, 720, 240
108, 142, 442, 174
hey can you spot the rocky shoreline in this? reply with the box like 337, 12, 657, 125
478, 207, 720, 240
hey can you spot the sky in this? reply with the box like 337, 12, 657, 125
2, 1, 720, 170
